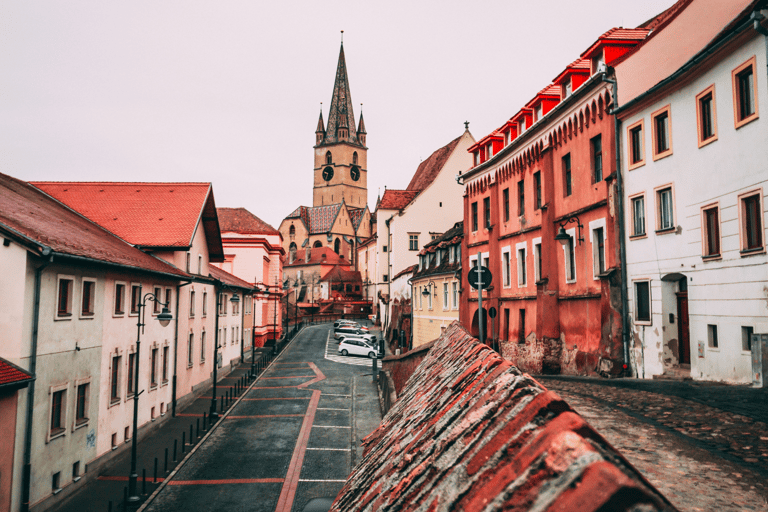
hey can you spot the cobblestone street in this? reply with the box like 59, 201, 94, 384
541, 377, 768, 511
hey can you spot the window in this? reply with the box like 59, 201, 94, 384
443, 283, 449, 310
353, 151, 358, 165
535, 104, 542, 122
150, 348, 158, 387
517, 248, 527, 286
51, 389, 65, 435
740, 192, 763, 252
484, 197, 491, 228
152, 286, 162, 314
701, 205, 720, 257
651, 106, 672, 159
591, 135, 603, 182
474, 152, 480, 166
418, 287, 423, 309
409, 234, 419, 251
188, 333, 194, 366
189, 290, 195, 317
630, 194, 646, 237
563, 232, 576, 282
593, 227, 606, 275
518, 309, 526, 344
534, 241, 542, 282
186, 252, 191, 272
200, 330, 206, 361
471, 202, 478, 231
486, 144, 493, 159
503, 188, 510, 222
562, 154, 572, 197
125, 426, 130, 442
743, 326, 754, 352
696, 85, 717, 146
162, 346, 169, 383
656, 186, 674, 231
517, 179, 525, 216
733, 56, 759, 128
127, 352, 136, 397
110, 356, 120, 403
534, 171, 542, 209
164, 288, 172, 314
81, 280, 95, 316
73, 461, 80, 481
202, 291, 207, 316
628, 120, 645, 169
130, 284, 141, 315
519, 120, 526, 134
427, 286, 433, 310
115, 283, 125, 315
502, 250, 511, 287
326, 151, 332, 165
707, 324, 718, 348
52, 472, 61, 493
233, 298, 239, 316
451, 282, 458, 309
75, 383, 88, 425
198, 255, 202, 275
383, 274, 388, 282
503, 309, 510, 340
57, 277, 73, 317
634, 281, 651, 323
382, 245, 388, 253
564, 78, 572, 98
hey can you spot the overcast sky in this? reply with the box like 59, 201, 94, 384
1, 0, 675, 228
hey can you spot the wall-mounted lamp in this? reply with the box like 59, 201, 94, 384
421, 280, 437, 297
554, 215, 584, 246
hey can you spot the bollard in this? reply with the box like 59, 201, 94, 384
182, 432, 186, 453
142, 469, 146, 495
164, 448, 169, 473
173, 439, 177, 462
196, 418, 200, 439
373, 355, 378, 382
154, 457, 158, 483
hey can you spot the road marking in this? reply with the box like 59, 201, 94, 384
275, 389, 321, 512
317, 407, 350, 411
297, 362, 326, 388
199, 396, 311, 401
324, 330, 381, 366
260, 375, 318, 380
224, 414, 304, 419
312, 425, 351, 429
305, 447, 352, 451
321, 394, 351, 397
98, 476, 165, 482
167, 478, 284, 485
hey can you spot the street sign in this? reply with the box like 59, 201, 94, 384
468, 266, 492, 289
488, 307, 497, 318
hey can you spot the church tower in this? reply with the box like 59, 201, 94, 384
313, 41, 368, 209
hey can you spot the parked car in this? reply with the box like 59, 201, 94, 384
334, 326, 373, 340
338, 338, 381, 359
333, 320, 369, 331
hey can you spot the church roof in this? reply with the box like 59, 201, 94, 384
217, 207, 278, 235
286, 203, 344, 235
321, 43, 362, 147
348, 206, 366, 230
406, 135, 462, 192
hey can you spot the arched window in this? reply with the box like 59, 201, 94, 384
313, 240, 323, 248
326, 151, 332, 165
334, 238, 341, 254
289, 242, 297, 254
289, 225, 295, 237
353, 152, 358, 165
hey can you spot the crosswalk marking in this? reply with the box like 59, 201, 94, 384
324, 330, 380, 367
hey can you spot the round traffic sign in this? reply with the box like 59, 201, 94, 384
467, 265, 492, 289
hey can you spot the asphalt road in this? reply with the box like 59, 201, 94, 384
142, 323, 382, 512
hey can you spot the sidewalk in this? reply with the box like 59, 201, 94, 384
53, 349, 275, 512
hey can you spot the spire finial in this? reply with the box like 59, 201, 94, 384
464, 120, 469, 130
341, 30, 344, 44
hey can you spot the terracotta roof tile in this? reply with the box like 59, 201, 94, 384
378, 190, 419, 211
0, 357, 33, 388
321, 266, 361, 283
0, 173, 188, 278
217, 207, 278, 235
580, 27, 651, 59
405, 135, 462, 192
331, 322, 674, 511
285, 247, 348, 267
208, 265, 254, 289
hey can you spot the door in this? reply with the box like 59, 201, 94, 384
676, 292, 690, 365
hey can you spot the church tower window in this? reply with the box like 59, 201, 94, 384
353, 152, 358, 165
326, 151, 332, 165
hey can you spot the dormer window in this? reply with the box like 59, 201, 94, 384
474, 152, 480, 166
564, 79, 572, 98
592, 51, 605, 75
535, 104, 543, 122
519, 120, 526, 134
325, 151, 332, 165
486, 144, 493, 159
504, 132, 510, 146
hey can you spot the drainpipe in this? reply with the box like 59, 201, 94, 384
384, 215, 394, 334
752, 12, 768, 78
21, 248, 52, 512
171, 281, 192, 417
602, 72, 632, 377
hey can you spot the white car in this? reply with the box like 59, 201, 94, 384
338, 338, 380, 359
333, 320, 369, 332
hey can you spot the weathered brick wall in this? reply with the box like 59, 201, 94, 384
381, 340, 435, 395
331, 321, 676, 512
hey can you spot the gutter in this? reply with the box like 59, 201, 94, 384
21, 248, 52, 512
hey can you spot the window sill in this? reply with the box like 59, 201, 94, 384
655, 227, 676, 235
73, 419, 89, 432
149, 384, 158, 391
111, 445, 118, 451
73, 476, 82, 483
634, 320, 652, 326
55, 315, 73, 321
629, 234, 647, 240
701, 254, 721, 261
108, 398, 121, 408
627, 160, 645, 171
698, 135, 717, 148
52, 488, 63, 496
187, 363, 194, 369
78, 315, 94, 320
113, 312, 125, 317
49, 428, 66, 442
652, 150, 673, 161
735, 113, 758, 130
740, 247, 765, 257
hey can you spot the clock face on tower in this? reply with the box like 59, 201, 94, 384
350, 166, 360, 181
322, 166, 334, 181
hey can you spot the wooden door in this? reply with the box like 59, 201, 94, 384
676, 292, 690, 365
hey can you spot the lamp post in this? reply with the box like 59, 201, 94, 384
127, 285, 173, 506
209, 285, 240, 420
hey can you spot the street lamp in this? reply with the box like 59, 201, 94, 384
209, 286, 240, 420
127, 286, 173, 505
555, 215, 584, 246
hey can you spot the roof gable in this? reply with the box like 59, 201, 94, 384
209, 264, 254, 289
0, 356, 33, 389
405, 135, 462, 192
217, 207, 278, 235
377, 190, 419, 211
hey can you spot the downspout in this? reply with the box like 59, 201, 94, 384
21, 248, 52, 512
752, 12, 768, 77
171, 281, 192, 417
602, 72, 632, 377
384, 215, 394, 334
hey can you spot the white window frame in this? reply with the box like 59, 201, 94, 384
501, 247, 512, 288
516, 242, 527, 287
561, 227, 577, 284
79, 277, 97, 319
629, 192, 647, 239
443, 282, 449, 311
55, 274, 75, 321
47, 382, 68, 443
72, 377, 91, 431
129, 282, 141, 317
113, 281, 127, 317
198, 254, 202, 275
532, 237, 542, 283
451, 281, 459, 310
655, 184, 676, 232
633, 279, 652, 326
589, 218, 607, 280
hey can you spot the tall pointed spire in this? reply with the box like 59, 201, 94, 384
357, 105, 366, 146
315, 104, 326, 145
323, 37, 359, 146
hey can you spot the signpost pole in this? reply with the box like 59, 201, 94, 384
477, 268, 484, 345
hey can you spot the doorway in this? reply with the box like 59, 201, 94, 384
676, 278, 690, 365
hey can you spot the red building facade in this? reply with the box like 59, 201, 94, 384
461, 29, 649, 376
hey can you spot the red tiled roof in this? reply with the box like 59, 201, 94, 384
552, 58, 591, 84
377, 190, 419, 211
321, 266, 361, 283
392, 264, 416, 281
580, 27, 651, 59
331, 322, 673, 511
208, 264, 254, 289
217, 207, 278, 235
285, 247, 349, 267
0, 357, 33, 389
285, 204, 344, 235
0, 173, 188, 278
406, 135, 462, 192
32, 182, 224, 261
347, 207, 366, 231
